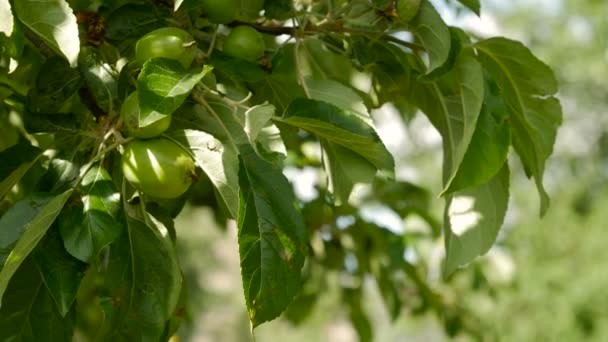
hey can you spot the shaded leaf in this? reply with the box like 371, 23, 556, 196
0, 259, 74, 341
0, 189, 73, 309
103, 214, 182, 340
0, 193, 54, 266
444, 164, 509, 275
210, 53, 266, 83
251, 45, 305, 112
33, 228, 86, 317
27, 56, 83, 114
0, 143, 41, 201
105, 4, 163, 41
264, 0, 292, 19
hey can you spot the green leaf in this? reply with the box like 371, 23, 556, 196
475, 37, 562, 215
456, 0, 480, 15
321, 140, 376, 205
278, 98, 394, 176
79, 46, 119, 114
444, 164, 510, 276
0, 259, 75, 341
59, 166, 123, 262
0, 144, 41, 201
103, 213, 182, 340
14, 0, 80, 67
413, 50, 484, 193
0, 189, 73, 309
168, 129, 240, 219
238, 146, 308, 326
0, 0, 13, 37
137, 58, 212, 126
410, 0, 451, 73
33, 228, 86, 317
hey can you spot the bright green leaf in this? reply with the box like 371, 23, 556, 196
14, 0, 79, 67
475, 37, 562, 215
168, 129, 240, 219
0, 0, 13, 37
244, 104, 275, 144
137, 59, 212, 126
59, 166, 123, 262
174, 0, 185, 11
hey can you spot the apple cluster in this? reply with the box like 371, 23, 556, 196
119, 2, 268, 199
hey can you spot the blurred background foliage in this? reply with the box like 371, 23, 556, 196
170, 0, 608, 340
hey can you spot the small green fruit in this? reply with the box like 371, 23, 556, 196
201, 0, 239, 24
121, 138, 195, 199
223, 26, 265, 62
136, 27, 196, 68
121, 92, 171, 139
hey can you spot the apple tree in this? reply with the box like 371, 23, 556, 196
0, 0, 562, 340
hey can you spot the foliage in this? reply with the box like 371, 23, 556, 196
0, 0, 562, 340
